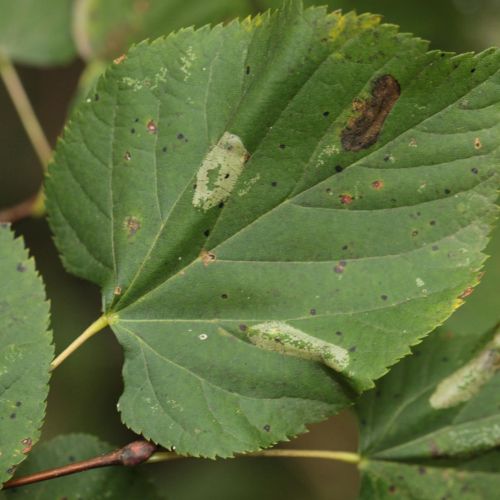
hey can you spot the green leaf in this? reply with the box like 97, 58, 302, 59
46, 3, 500, 457
356, 324, 500, 499
0, 434, 160, 498
0, 225, 52, 485
73, 0, 252, 61
0, 0, 75, 66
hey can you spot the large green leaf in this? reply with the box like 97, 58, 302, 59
0, 0, 75, 66
46, 2, 500, 457
73, 0, 252, 61
0, 434, 160, 498
0, 225, 52, 485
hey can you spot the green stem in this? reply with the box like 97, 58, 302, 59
0, 52, 52, 170
148, 449, 361, 465
51, 315, 110, 370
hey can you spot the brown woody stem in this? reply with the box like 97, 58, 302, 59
3, 441, 156, 490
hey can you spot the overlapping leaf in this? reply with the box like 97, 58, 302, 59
0, 225, 52, 486
0, 434, 160, 498
47, 2, 500, 456
0, 0, 75, 66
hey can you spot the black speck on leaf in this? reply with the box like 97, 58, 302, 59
323, 111, 330, 117
471, 167, 479, 174
381, 294, 388, 301
263, 424, 271, 432
239, 324, 247, 332
279, 144, 286, 149
309, 308, 317, 316
335, 165, 343, 173
16, 263, 27, 272
271, 181, 277, 187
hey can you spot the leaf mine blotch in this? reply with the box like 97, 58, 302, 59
341, 74, 401, 152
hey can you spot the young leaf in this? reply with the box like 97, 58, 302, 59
46, 2, 500, 457
73, 0, 251, 61
0, 434, 160, 498
0, 225, 52, 485
0, 0, 75, 66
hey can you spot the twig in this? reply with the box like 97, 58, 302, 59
3, 441, 156, 490
3, 444, 359, 491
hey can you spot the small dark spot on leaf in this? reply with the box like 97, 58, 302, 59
218, 201, 225, 209
246, 66, 251, 75
94, 93, 100, 101
430, 220, 436, 226
224, 173, 230, 179
474, 137, 482, 149
124, 216, 141, 236
134, 118, 139, 123
130, 128, 136, 134
162, 146, 167, 153
279, 144, 286, 149
381, 294, 388, 301
203, 229, 210, 237
147, 120, 157, 134
323, 111, 330, 117
239, 324, 247, 332
177, 133, 185, 140
10, 413, 16, 419
432, 245, 439, 251
334, 261, 346, 273
124, 151, 132, 161
342, 245, 348, 250
309, 308, 317, 316
21, 438, 32, 454
412, 230, 419, 237
200, 249, 216, 266
471, 167, 479, 174
271, 181, 278, 187
383, 154, 391, 162
388, 485, 397, 494
335, 165, 343, 173
341, 74, 401, 151
348, 346, 356, 353
418, 466, 426, 475
339, 194, 353, 205
16, 263, 27, 272
263, 424, 271, 432
444, 188, 451, 194
325, 188, 332, 194
459, 287, 474, 299
15, 401, 21, 407
335, 331, 342, 336
470, 67, 476, 73
221, 293, 228, 299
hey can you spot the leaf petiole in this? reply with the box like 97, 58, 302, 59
50, 314, 111, 370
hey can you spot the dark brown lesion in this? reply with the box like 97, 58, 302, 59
341, 74, 401, 152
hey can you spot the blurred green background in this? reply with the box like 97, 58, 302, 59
1, 1, 500, 498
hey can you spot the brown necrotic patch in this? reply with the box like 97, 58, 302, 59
341, 74, 401, 152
